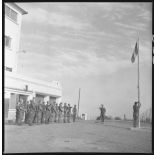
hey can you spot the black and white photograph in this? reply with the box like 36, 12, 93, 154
3, 1, 153, 153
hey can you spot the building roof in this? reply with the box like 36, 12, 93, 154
6, 3, 28, 15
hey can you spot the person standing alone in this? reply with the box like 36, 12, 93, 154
133, 101, 141, 127
99, 104, 106, 123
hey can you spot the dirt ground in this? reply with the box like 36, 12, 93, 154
4, 120, 152, 153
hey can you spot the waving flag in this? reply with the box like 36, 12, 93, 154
131, 40, 139, 63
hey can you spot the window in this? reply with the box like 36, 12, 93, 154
5, 36, 11, 48
5, 5, 18, 23
5, 66, 12, 72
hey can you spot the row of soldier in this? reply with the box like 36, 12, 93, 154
16, 98, 77, 126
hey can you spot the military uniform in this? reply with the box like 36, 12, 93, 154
37, 102, 43, 124
52, 103, 57, 123
33, 103, 38, 124
100, 105, 106, 122
17, 102, 25, 125
72, 105, 77, 122
55, 104, 59, 123
25, 101, 30, 124
67, 104, 72, 123
28, 101, 36, 126
41, 102, 46, 123
49, 103, 54, 123
50, 103, 57, 123
58, 103, 63, 123
133, 102, 141, 127
16, 101, 20, 124
63, 103, 67, 123
45, 102, 51, 124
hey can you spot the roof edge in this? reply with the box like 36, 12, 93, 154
6, 3, 28, 15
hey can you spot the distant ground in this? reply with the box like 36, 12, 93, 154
4, 120, 152, 153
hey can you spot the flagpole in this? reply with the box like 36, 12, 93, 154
137, 37, 140, 128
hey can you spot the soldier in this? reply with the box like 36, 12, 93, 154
49, 102, 54, 123
28, 100, 36, 126
41, 102, 46, 124
51, 102, 57, 123
55, 103, 59, 123
58, 102, 63, 123
67, 104, 72, 123
99, 104, 106, 123
33, 101, 38, 124
37, 100, 43, 124
45, 101, 51, 124
22, 99, 27, 123
72, 105, 77, 122
16, 101, 20, 124
25, 101, 30, 124
17, 99, 25, 125
133, 101, 141, 127
63, 103, 68, 123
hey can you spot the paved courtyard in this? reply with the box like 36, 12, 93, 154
4, 120, 152, 153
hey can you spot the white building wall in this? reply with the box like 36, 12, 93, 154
5, 3, 23, 72
5, 72, 62, 97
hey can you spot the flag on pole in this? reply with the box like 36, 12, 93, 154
131, 40, 139, 63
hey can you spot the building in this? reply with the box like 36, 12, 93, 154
4, 3, 62, 122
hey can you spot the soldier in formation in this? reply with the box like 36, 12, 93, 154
15, 98, 77, 126
72, 105, 77, 122
133, 101, 141, 127
58, 102, 63, 123
63, 103, 68, 123
16, 99, 26, 125
67, 104, 72, 123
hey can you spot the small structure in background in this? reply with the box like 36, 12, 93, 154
124, 114, 126, 120
81, 113, 87, 120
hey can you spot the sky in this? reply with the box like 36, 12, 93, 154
16, 2, 152, 120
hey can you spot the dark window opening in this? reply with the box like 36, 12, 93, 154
5, 66, 12, 72
5, 36, 11, 48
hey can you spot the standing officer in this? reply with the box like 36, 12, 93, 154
67, 104, 72, 123
58, 102, 63, 123
72, 105, 77, 122
133, 101, 141, 127
63, 103, 68, 123
99, 104, 106, 122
